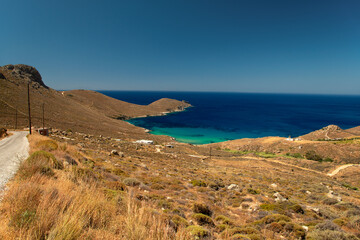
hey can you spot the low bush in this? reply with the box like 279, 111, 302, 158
342, 183, 359, 191
315, 220, 342, 231
307, 230, 358, 240
290, 204, 304, 214
28, 151, 63, 169
171, 215, 189, 229
192, 213, 215, 226
323, 157, 334, 162
36, 140, 58, 151
18, 151, 63, 178
186, 225, 210, 238
71, 167, 98, 183
104, 181, 127, 191
123, 178, 141, 187
257, 214, 291, 225
190, 179, 207, 187
285, 152, 303, 158
193, 203, 212, 216
247, 188, 260, 194
305, 150, 323, 162
215, 215, 232, 225
323, 198, 339, 205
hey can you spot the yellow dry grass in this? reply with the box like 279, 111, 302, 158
0, 134, 191, 240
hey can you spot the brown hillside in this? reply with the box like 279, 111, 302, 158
347, 125, 360, 135
64, 90, 190, 120
300, 124, 357, 140
0, 64, 190, 140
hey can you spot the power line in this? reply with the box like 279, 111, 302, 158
28, 82, 32, 135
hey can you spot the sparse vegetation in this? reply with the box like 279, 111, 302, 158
1, 130, 360, 240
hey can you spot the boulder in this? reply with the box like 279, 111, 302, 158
110, 150, 119, 156
227, 184, 239, 190
0, 128, 7, 138
274, 192, 287, 202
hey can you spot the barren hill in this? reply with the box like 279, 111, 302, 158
0, 64, 190, 140
64, 90, 190, 120
300, 124, 357, 140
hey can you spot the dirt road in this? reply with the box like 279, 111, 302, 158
0, 131, 29, 190
327, 164, 360, 177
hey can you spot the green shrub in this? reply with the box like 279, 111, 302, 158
342, 183, 358, 191
305, 150, 323, 162
257, 214, 291, 225
290, 204, 304, 214
186, 225, 210, 238
260, 204, 276, 211
190, 179, 207, 187
247, 188, 260, 195
217, 224, 229, 232
172, 215, 189, 228
333, 218, 348, 227
192, 213, 215, 226
323, 157, 334, 162
285, 152, 303, 158
215, 215, 232, 225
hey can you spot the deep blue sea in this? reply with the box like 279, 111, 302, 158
99, 91, 360, 144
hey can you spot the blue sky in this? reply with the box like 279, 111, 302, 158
1, 0, 360, 94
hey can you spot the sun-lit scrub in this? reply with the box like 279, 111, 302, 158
1, 133, 360, 239
0, 134, 191, 240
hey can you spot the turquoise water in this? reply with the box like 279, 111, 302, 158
100, 91, 360, 144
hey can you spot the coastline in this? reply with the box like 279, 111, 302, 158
124, 105, 193, 139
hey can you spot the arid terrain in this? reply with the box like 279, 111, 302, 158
0, 64, 190, 141
0, 65, 360, 239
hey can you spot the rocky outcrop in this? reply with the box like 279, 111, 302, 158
321, 125, 341, 132
0, 64, 47, 88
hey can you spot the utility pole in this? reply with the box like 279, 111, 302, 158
42, 103, 45, 129
27, 82, 32, 134
15, 107, 18, 129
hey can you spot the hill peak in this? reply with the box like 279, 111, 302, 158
0, 64, 47, 88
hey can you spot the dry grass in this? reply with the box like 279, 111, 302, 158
0, 134, 191, 240
1, 132, 360, 239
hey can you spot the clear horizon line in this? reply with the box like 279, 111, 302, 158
57, 89, 360, 96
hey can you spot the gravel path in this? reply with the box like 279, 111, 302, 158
0, 131, 29, 191
327, 164, 360, 177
